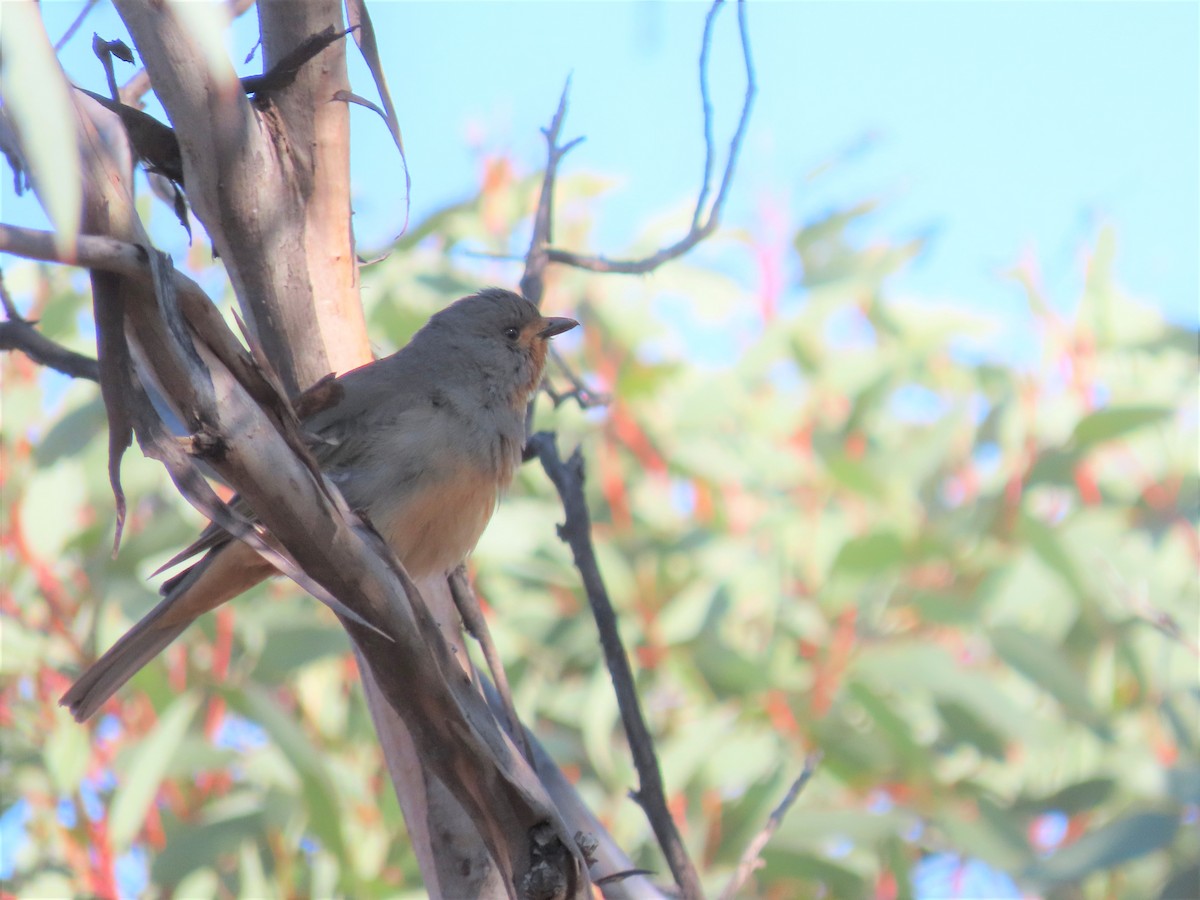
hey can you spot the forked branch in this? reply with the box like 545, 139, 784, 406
516, 3, 760, 897
529, 433, 704, 900
544, 0, 756, 275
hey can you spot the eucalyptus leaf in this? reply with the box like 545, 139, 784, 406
1030, 812, 1180, 884
110, 692, 202, 850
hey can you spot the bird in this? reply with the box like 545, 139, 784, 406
61, 287, 577, 722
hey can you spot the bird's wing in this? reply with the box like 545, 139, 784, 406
151, 355, 418, 579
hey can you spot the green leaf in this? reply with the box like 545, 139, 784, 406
760, 851, 866, 898
1026, 447, 1081, 488
1166, 765, 1200, 805
833, 530, 906, 576
1031, 811, 1180, 884
1158, 862, 1200, 900
34, 397, 108, 466
226, 684, 348, 871
988, 626, 1108, 734
152, 807, 264, 886
45, 710, 91, 793
936, 797, 1033, 872
1070, 406, 1172, 450
110, 692, 202, 849
936, 699, 1007, 760
1016, 513, 1087, 599
0, 1, 81, 252
694, 635, 773, 697
825, 454, 886, 498
251, 624, 349, 683
853, 643, 1032, 742
846, 680, 926, 769
1016, 778, 1116, 815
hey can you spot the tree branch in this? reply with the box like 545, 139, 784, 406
112, 0, 368, 393
717, 751, 823, 900
529, 432, 704, 900
449, 565, 534, 766
545, 0, 755, 275
519, 77, 584, 306
0, 268, 99, 381
512, 9, 762, 894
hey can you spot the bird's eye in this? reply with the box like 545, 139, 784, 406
503, 326, 520, 341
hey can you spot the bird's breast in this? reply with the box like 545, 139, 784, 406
372, 462, 502, 580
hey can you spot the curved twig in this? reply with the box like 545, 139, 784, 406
529, 432, 705, 900
718, 751, 823, 900
545, 0, 756, 275
0, 269, 99, 381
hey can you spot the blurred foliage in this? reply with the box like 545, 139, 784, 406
2, 158, 1197, 900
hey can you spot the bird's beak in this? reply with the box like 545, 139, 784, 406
538, 316, 579, 339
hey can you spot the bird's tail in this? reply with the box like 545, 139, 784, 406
61, 542, 271, 722
59, 597, 195, 722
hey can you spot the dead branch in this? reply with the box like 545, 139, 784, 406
53, 0, 101, 52
717, 751, 823, 900
529, 432, 704, 900
519, 78, 584, 306
544, 0, 755, 275
449, 565, 535, 767
479, 675, 669, 899
514, 5, 760, 895
0, 269, 99, 381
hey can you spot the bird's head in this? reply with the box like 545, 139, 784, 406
419, 288, 578, 408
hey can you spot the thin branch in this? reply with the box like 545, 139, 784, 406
548, 347, 608, 409
0, 271, 19, 318
529, 432, 705, 900
0, 223, 309, 419
516, 23, 719, 898
448, 565, 535, 766
1102, 561, 1199, 658
519, 76, 583, 307
518, 85, 605, 420
545, 0, 756, 275
718, 751, 823, 900
54, 0, 101, 52
0, 318, 101, 382
1, 223, 155, 282
692, 0, 722, 231
0, 269, 99, 381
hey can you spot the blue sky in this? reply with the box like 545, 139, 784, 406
3, 2, 1197, 334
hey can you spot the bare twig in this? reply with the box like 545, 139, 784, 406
0, 271, 18, 319
692, 0, 722, 230
1, 223, 164, 285
448, 565, 535, 766
548, 347, 607, 409
54, 0, 101, 52
0, 316, 100, 382
1102, 561, 1199, 658
519, 77, 584, 307
0, 269, 99, 381
518, 83, 605, 419
545, 0, 756, 275
718, 751, 823, 900
512, 10, 758, 894
529, 432, 705, 900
